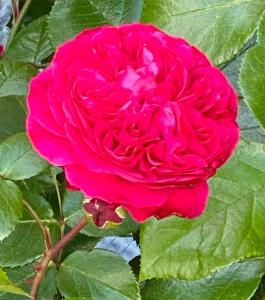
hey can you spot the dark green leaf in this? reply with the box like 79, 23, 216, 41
0, 180, 23, 241
0, 196, 59, 268
0, 263, 57, 300
142, 259, 265, 300
48, 0, 143, 48
141, 0, 265, 65
140, 141, 265, 280
0, 61, 37, 97
64, 191, 138, 237
0, 221, 59, 267
57, 250, 140, 300
0, 96, 26, 143
6, 16, 53, 65
62, 232, 99, 260
0, 268, 28, 297
0, 132, 49, 180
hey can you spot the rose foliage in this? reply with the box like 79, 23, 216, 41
0, 1, 265, 300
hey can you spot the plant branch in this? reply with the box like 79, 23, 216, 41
51, 169, 64, 221
51, 168, 65, 262
11, 0, 20, 23
30, 217, 88, 300
7, 0, 33, 49
23, 199, 52, 250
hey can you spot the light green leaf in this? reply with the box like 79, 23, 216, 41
0, 96, 26, 143
141, 0, 265, 65
48, 0, 143, 48
142, 258, 265, 300
57, 250, 140, 300
258, 10, 265, 43
64, 190, 138, 237
0, 61, 37, 97
240, 44, 265, 129
140, 141, 265, 280
0, 180, 23, 241
0, 269, 28, 297
0, 132, 49, 180
5, 16, 53, 65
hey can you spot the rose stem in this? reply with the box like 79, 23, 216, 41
51, 168, 65, 261
23, 199, 52, 250
30, 217, 88, 300
7, 0, 33, 49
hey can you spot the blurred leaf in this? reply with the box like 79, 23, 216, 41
0, 61, 37, 97
0, 268, 28, 297
252, 275, 265, 300
0, 180, 23, 241
142, 258, 265, 300
6, 16, 53, 65
141, 0, 265, 65
0, 132, 49, 180
64, 190, 139, 238
0, 96, 26, 143
48, 0, 143, 47
25, 0, 54, 21
140, 141, 265, 280
57, 250, 140, 300
0, 263, 57, 300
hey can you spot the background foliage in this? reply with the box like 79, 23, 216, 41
1, 0, 265, 299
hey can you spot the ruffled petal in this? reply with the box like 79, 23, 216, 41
64, 164, 170, 208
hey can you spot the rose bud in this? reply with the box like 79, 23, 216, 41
27, 24, 239, 223
83, 198, 126, 228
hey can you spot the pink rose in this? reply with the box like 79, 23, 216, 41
27, 24, 239, 222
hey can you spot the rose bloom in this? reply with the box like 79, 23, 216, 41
27, 24, 239, 222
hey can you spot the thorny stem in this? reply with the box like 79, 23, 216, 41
23, 199, 52, 250
6, 0, 33, 49
30, 217, 88, 300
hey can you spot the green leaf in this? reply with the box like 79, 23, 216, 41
140, 141, 265, 280
0, 132, 49, 180
141, 0, 265, 65
240, 44, 265, 129
5, 16, 53, 65
0, 268, 28, 297
142, 258, 265, 300
48, 0, 144, 48
0, 263, 57, 300
258, 10, 265, 43
0, 180, 23, 241
64, 191, 138, 237
0, 197, 59, 268
238, 101, 265, 144
0, 61, 37, 97
62, 233, 99, 261
57, 250, 140, 300
0, 96, 26, 143
0, 221, 59, 267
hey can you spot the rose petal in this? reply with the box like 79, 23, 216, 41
64, 164, 171, 208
